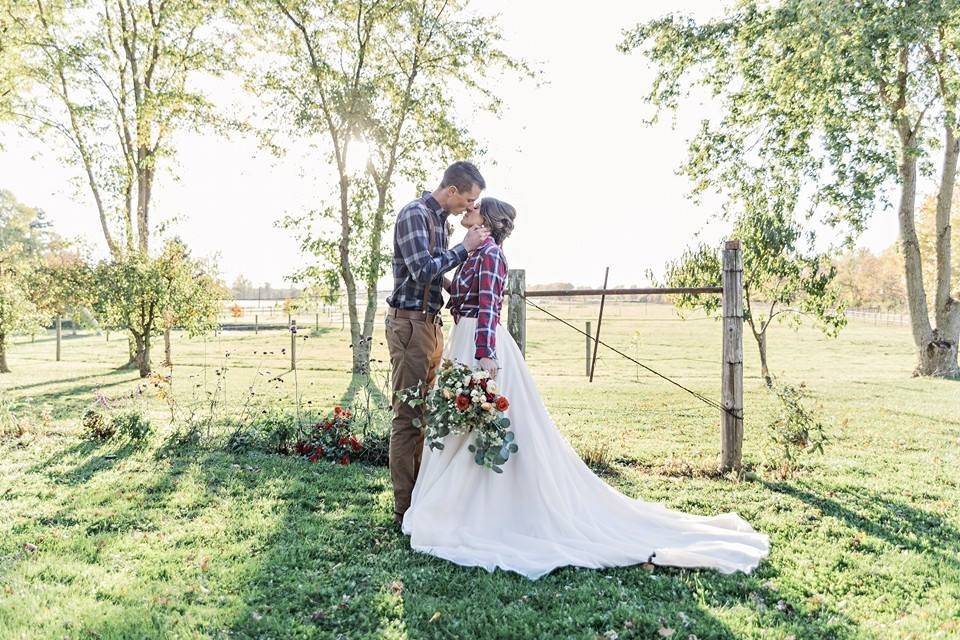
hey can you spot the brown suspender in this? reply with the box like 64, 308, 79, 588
421, 211, 437, 314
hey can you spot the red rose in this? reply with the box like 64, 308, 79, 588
339, 455, 350, 465
323, 422, 333, 432
495, 396, 509, 412
349, 437, 361, 452
486, 392, 495, 402
334, 406, 343, 415
338, 436, 349, 446
455, 395, 471, 411
318, 446, 325, 457
479, 378, 488, 389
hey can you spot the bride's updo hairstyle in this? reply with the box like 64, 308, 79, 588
479, 198, 516, 246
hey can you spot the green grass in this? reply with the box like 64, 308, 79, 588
1, 302, 958, 639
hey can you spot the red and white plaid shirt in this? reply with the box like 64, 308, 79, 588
447, 237, 508, 360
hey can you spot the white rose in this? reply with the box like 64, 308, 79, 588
486, 381, 498, 394
472, 371, 487, 382
463, 376, 472, 387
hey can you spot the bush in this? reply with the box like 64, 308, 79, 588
226, 407, 300, 455
81, 409, 115, 441
111, 410, 153, 444
294, 406, 362, 465
765, 382, 830, 478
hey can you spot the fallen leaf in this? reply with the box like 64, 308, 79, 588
658, 627, 674, 638
388, 581, 404, 596
429, 611, 441, 623
22, 543, 37, 554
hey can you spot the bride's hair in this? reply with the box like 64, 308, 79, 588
479, 198, 516, 245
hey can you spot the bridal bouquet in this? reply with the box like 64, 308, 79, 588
400, 359, 518, 473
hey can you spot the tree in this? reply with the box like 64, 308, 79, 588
622, 0, 960, 378
835, 247, 908, 311
156, 240, 222, 366
0, 190, 56, 372
93, 238, 221, 377
663, 208, 845, 387
4, 0, 234, 258
0, 249, 45, 373
33, 248, 96, 360
231, 274, 254, 299
243, 0, 526, 374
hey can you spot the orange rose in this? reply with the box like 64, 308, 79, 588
495, 396, 509, 412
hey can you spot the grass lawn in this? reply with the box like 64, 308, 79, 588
1, 301, 958, 639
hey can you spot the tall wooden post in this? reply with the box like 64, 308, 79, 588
585, 321, 592, 377
721, 240, 744, 472
255, 314, 259, 334
507, 269, 526, 357
55, 315, 62, 362
290, 320, 297, 370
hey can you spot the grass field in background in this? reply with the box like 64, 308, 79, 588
1, 301, 958, 639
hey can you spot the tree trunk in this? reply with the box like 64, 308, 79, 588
163, 327, 172, 367
337, 173, 363, 374
896, 126, 940, 374
0, 334, 9, 374
924, 125, 960, 378
137, 333, 152, 378
123, 333, 139, 369
746, 315, 772, 387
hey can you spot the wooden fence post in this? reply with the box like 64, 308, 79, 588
507, 269, 526, 357
290, 320, 297, 370
585, 321, 592, 377
721, 240, 744, 472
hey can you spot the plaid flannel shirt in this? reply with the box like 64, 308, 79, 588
387, 192, 468, 315
448, 236, 508, 360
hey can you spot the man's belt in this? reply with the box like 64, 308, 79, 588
390, 307, 442, 325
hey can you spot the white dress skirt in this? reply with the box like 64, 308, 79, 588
401, 318, 770, 580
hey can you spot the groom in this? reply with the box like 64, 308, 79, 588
385, 161, 490, 526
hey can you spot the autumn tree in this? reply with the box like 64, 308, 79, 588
623, 0, 960, 378
242, 0, 526, 374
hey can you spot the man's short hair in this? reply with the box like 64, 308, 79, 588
440, 161, 486, 193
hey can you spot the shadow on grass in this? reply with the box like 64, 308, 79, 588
27, 438, 141, 486
17, 437, 863, 639
765, 481, 960, 564
18, 376, 138, 418
5, 369, 135, 394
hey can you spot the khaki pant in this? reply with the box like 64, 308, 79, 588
385, 314, 444, 522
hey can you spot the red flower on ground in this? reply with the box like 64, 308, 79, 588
495, 396, 509, 412
455, 394, 471, 411
338, 436, 349, 446
339, 455, 350, 465
349, 436, 361, 452
334, 405, 343, 416
486, 392, 495, 402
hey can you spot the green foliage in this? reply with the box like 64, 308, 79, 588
80, 409, 115, 442
246, 0, 528, 372
92, 238, 221, 375
111, 409, 153, 444
764, 381, 830, 478
3, 0, 238, 256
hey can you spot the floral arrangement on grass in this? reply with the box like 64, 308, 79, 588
400, 359, 517, 473
294, 406, 362, 465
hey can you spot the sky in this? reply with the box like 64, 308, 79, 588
0, 0, 904, 290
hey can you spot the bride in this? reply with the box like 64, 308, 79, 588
401, 198, 770, 580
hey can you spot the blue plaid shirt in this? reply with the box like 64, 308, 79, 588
387, 192, 468, 315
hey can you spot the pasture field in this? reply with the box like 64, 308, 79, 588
1, 301, 958, 639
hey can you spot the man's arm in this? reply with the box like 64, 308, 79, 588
396, 207, 468, 285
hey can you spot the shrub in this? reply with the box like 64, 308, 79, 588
81, 409, 115, 441
765, 382, 830, 478
111, 410, 153, 444
294, 406, 362, 465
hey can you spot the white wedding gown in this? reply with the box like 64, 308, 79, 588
401, 318, 770, 579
